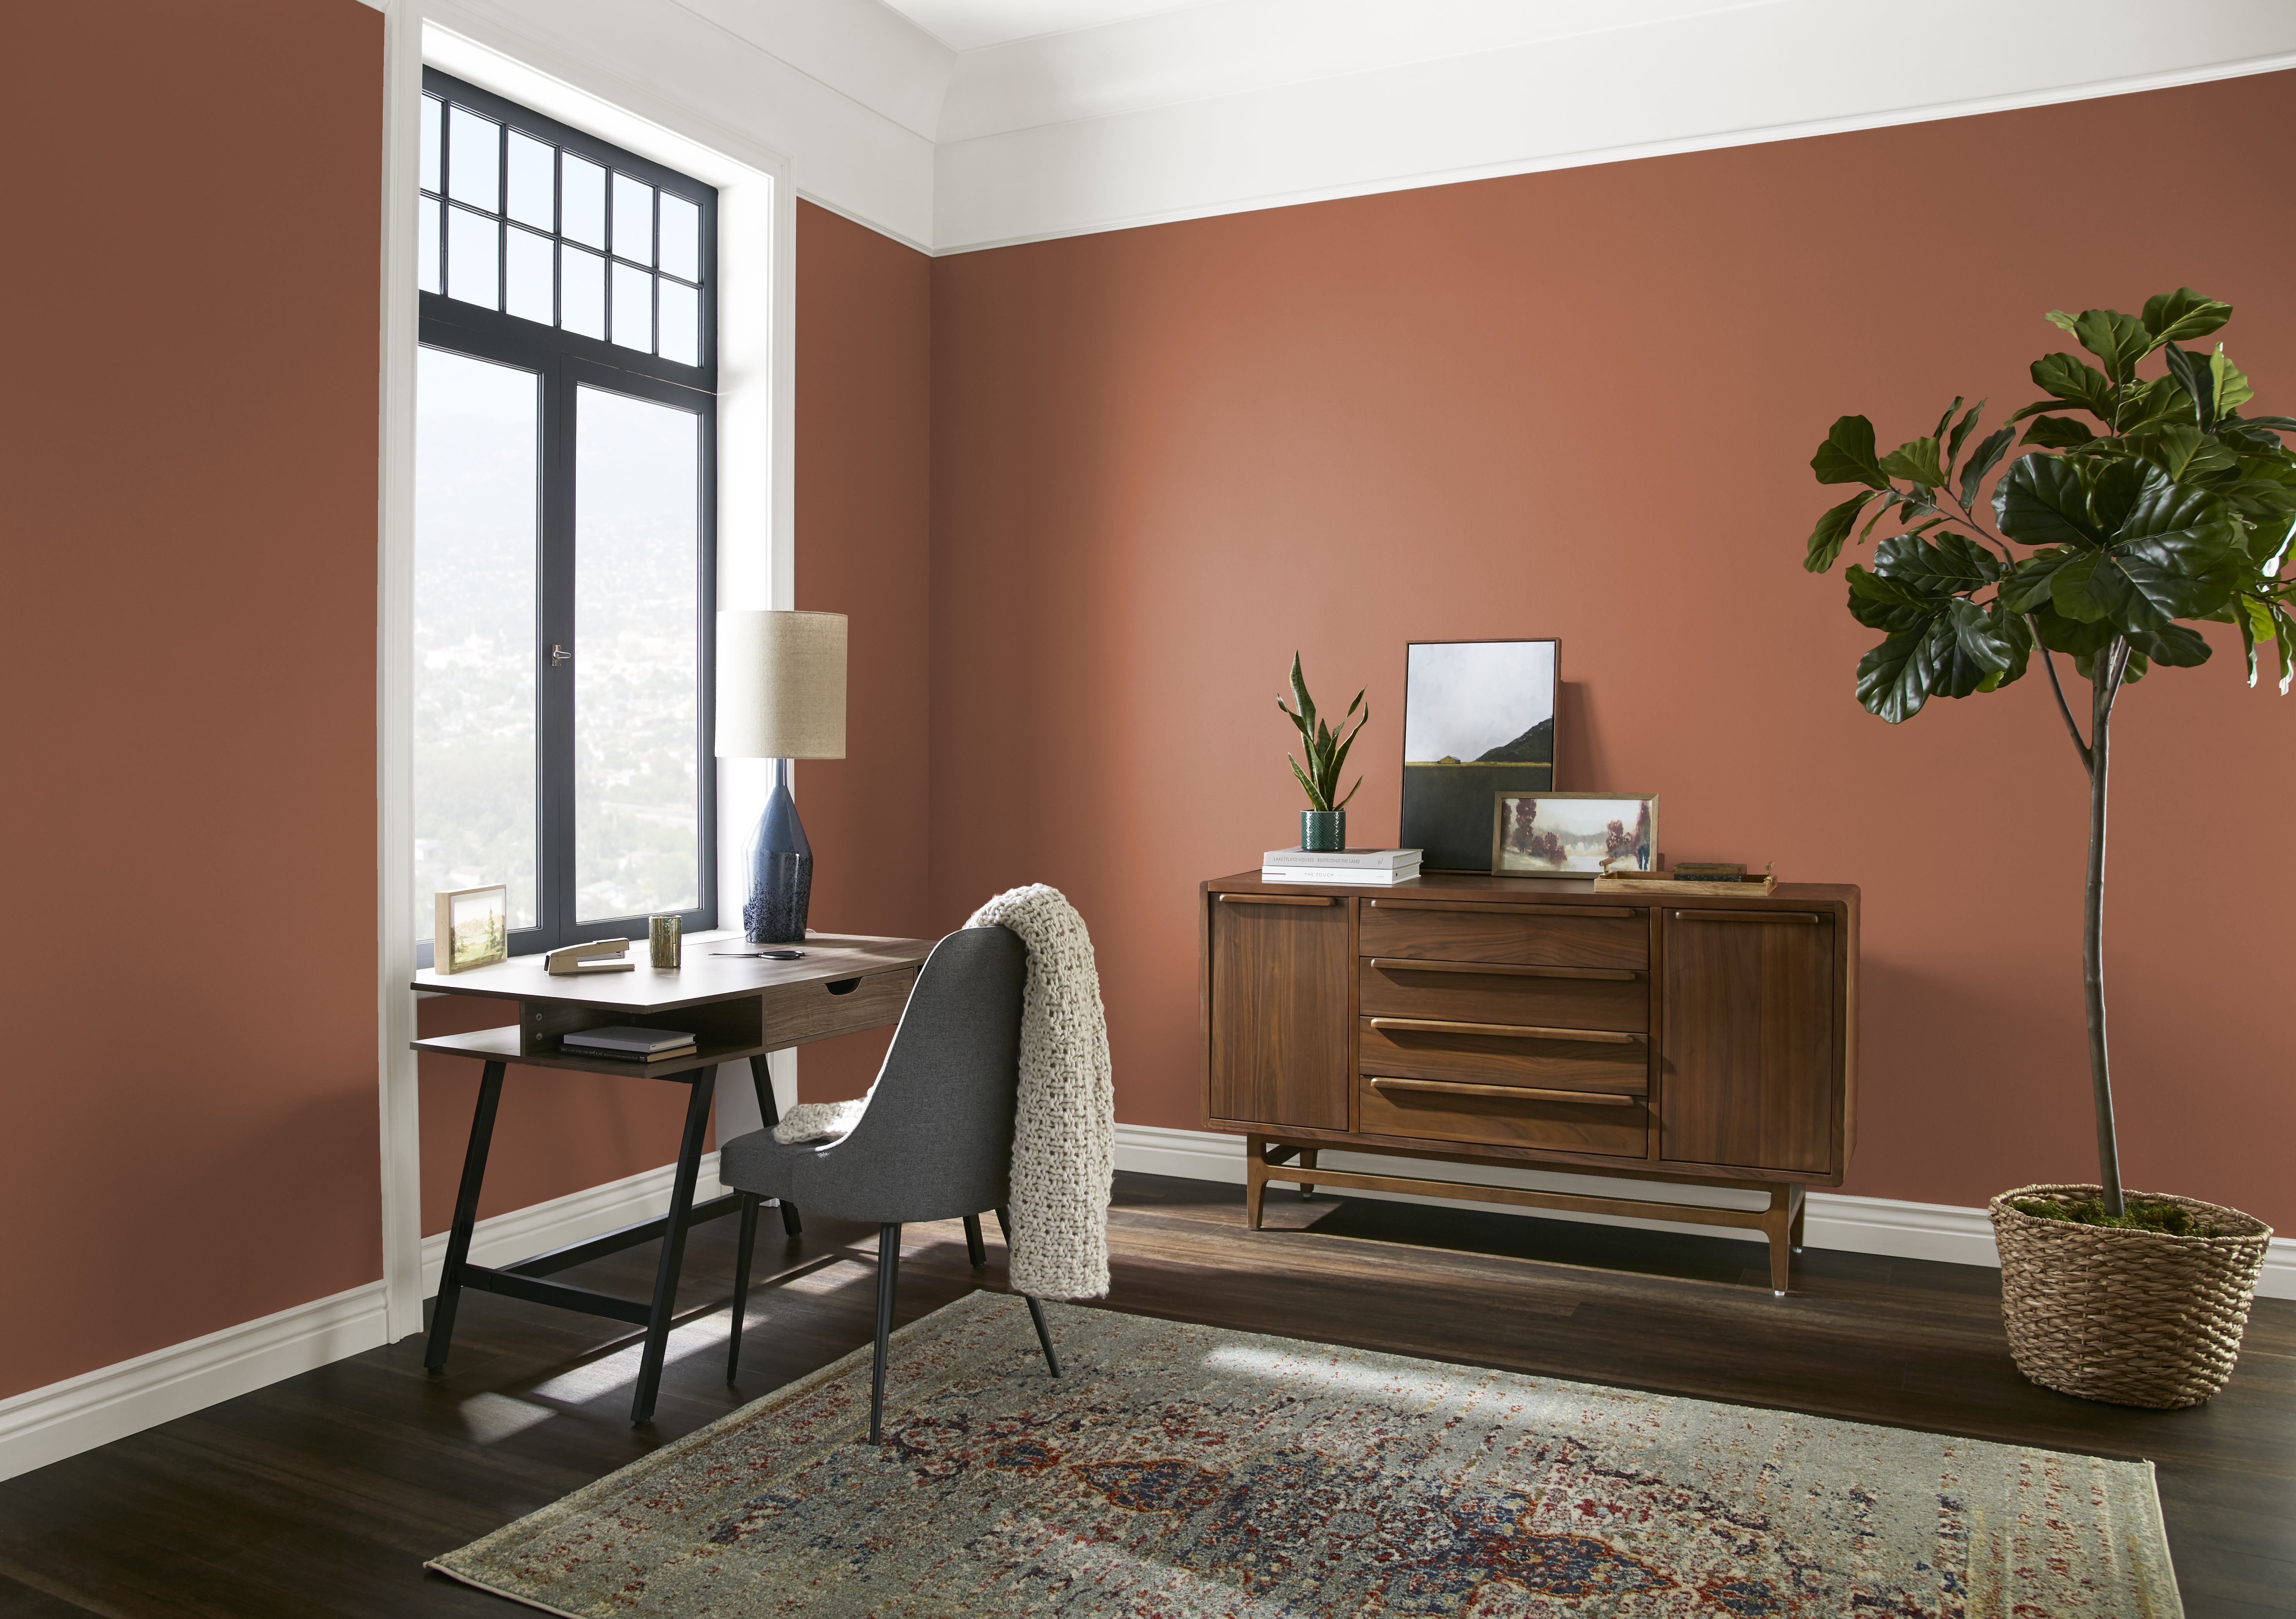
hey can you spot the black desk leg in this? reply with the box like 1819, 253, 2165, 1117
747, 1054, 803, 1237
631, 1066, 716, 1424
425, 1060, 506, 1372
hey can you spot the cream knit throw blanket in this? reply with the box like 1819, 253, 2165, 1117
770, 885, 1114, 1301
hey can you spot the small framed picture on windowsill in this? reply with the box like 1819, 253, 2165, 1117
1492, 793, 1657, 878
434, 884, 510, 973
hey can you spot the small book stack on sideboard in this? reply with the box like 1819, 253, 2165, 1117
1199, 868, 1859, 1293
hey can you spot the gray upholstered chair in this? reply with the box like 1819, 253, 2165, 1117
718, 924, 1061, 1442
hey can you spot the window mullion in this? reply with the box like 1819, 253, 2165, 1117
538, 355, 579, 948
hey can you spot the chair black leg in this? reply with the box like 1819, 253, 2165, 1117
1022, 1294, 1061, 1378
994, 1205, 1012, 1246
749, 1054, 804, 1238
727, 1192, 759, 1380
963, 1213, 987, 1267
870, 1222, 902, 1444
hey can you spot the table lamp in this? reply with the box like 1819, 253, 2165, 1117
716, 610, 847, 943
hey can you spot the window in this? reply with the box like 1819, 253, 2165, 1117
414, 69, 717, 961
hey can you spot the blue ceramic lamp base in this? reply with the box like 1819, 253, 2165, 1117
744, 760, 813, 944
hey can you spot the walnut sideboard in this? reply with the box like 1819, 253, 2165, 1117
1198, 871, 1859, 1293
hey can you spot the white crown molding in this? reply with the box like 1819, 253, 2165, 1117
1112, 1124, 2296, 1300
934, 1, 2296, 251
0, 1155, 730, 1484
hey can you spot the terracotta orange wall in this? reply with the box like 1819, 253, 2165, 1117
787, 202, 936, 1099
2, 0, 384, 1398
415, 203, 934, 1228
929, 71, 2296, 1229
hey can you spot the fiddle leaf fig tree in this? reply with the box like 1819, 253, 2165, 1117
1801, 288, 2296, 1217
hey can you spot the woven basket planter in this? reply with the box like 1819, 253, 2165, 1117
1990, 1183, 2273, 1408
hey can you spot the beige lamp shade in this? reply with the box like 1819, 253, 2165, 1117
716, 610, 847, 759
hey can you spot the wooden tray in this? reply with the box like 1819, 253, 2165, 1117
1591, 868, 1777, 896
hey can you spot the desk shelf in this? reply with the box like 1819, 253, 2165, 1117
411, 1025, 764, 1079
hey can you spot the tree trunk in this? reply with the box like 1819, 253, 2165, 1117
2085, 642, 2126, 1216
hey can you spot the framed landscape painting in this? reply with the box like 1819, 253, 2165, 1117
1400, 639, 1558, 871
434, 884, 510, 973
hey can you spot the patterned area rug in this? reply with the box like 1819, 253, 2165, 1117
431, 1292, 2180, 1616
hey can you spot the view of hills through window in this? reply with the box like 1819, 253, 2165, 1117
412, 71, 714, 950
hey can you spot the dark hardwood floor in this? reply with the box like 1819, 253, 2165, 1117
1, 1173, 2287, 1617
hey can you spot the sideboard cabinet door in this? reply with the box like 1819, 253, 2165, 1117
1207, 897, 1350, 1130
1661, 910, 1836, 1174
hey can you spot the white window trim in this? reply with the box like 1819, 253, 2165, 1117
377, 1, 797, 1341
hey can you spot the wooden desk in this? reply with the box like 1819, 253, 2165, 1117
411, 932, 930, 1422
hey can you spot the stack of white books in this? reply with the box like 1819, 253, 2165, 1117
1260, 847, 1424, 885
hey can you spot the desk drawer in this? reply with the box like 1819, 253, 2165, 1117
1357, 1072, 1649, 1156
759, 965, 919, 1046
1360, 1015, 1647, 1093
1360, 902, 1647, 970
1359, 957, 1645, 1033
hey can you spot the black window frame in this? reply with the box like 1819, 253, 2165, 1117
416, 67, 720, 964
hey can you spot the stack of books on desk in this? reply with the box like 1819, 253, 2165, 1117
1260, 847, 1423, 885
559, 1025, 699, 1063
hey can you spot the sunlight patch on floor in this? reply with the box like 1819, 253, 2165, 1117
457, 1390, 558, 1443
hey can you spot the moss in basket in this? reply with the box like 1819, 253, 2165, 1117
2011, 1197, 2218, 1237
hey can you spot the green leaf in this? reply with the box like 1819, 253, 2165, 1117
1998, 549, 2070, 612
2126, 622, 2212, 668
2087, 457, 2149, 538
2275, 601, 2296, 695
1929, 596, 2016, 697
1812, 415, 1887, 487
1845, 565, 1938, 631
1287, 653, 1316, 730
2141, 287, 2232, 345
2133, 422, 2205, 480
1957, 425, 2016, 509
2230, 414, 2296, 432
1945, 399, 1986, 470
2071, 307, 2151, 385
1873, 531, 2000, 591
2163, 342, 2215, 429
2108, 477, 2248, 622
2021, 415, 2097, 449
2030, 353, 2116, 417
2005, 399, 2073, 425
1930, 396, 1965, 445
1856, 625, 1940, 723
2029, 602, 2120, 658
2239, 594, 2263, 686
1803, 490, 1878, 572
2111, 376, 2193, 436
2212, 345, 2255, 414
1288, 753, 1328, 812
2044, 309, 2081, 335
1996, 453, 2106, 547
1979, 599, 2035, 689
1878, 435, 1947, 487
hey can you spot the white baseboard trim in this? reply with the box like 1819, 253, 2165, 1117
0, 1155, 733, 1485
0, 1282, 389, 1485
1112, 1123, 2296, 1300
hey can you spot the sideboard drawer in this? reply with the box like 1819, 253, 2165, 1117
1360, 1017, 1648, 1093
1357, 1072, 1649, 1156
1360, 902, 1648, 970
1359, 957, 1646, 1033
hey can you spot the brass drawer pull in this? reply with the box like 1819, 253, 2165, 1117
1369, 1016, 1643, 1044
1369, 899, 1635, 919
1672, 910, 1821, 923
1217, 893, 1338, 906
1370, 1075, 1641, 1107
1369, 957, 1638, 982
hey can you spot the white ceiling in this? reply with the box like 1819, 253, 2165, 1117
877, 0, 1210, 52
